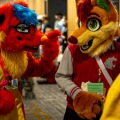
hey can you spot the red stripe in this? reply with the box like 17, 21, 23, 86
70, 86, 80, 97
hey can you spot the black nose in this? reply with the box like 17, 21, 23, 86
68, 36, 78, 44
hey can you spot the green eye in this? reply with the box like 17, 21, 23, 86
87, 18, 101, 31
17, 24, 29, 33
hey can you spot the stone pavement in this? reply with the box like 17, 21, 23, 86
23, 77, 67, 120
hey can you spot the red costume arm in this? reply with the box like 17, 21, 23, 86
21, 52, 53, 77
22, 30, 60, 78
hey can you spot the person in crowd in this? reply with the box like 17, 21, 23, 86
54, 13, 64, 44
55, 0, 120, 119
54, 13, 63, 30
54, 13, 68, 53
37, 15, 43, 30
20, 78, 35, 99
61, 15, 68, 53
45, 27, 53, 34
37, 15, 51, 34
21, 50, 40, 99
41, 15, 51, 33
38, 16, 51, 58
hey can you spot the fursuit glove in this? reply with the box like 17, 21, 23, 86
41, 30, 61, 62
73, 91, 103, 120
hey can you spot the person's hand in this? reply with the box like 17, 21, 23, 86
73, 91, 103, 120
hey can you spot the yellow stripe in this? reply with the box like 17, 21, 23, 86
28, 102, 52, 120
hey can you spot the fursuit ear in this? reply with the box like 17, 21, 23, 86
0, 3, 13, 32
105, 0, 118, 22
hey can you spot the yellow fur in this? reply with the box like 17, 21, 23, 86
0, 67, 5, 81
89, 39, 113, 57
76, 22, 117, 57
1, 49, 28, 79
0, 31, 6, 42
0, 31, 28, 81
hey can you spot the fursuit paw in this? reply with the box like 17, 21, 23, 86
0, 89, 15, 115
41, 30, 61, 61
73, 91, 103, 120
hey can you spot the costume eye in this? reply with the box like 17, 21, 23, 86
16, 24, 29, 33
87, 18, 101, 31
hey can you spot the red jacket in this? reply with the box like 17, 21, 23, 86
67, 42, 120, 110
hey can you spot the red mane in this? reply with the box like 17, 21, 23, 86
77, 0, 93, 21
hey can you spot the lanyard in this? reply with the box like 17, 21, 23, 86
95, 56, 113, 85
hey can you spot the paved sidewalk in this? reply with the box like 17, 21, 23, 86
23, 77, 67, 120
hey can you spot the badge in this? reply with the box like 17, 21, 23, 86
87, 82, 104, 95
81, 82, 104, 95
11, 79, 18, 89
